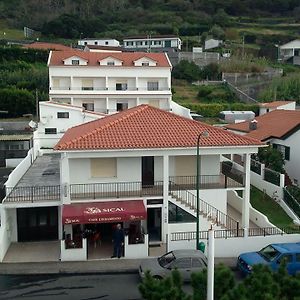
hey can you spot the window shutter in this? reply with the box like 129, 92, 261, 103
285, 147, 290, 161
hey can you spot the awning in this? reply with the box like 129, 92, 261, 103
62, 200, 147, 225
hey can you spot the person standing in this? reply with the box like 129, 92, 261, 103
111, 224, 124, 258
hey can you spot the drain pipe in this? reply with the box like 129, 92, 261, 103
207, 224, 215, 300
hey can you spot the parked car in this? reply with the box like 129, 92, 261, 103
139, 249, 207, 281
237, 243, 300, 276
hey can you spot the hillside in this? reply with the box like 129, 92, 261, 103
0, 0, 300, 41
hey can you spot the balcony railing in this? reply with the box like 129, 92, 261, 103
5, 185, 61, 203
50, 86, 171, 92
70, 181, 164, 200
4, 174, 243, 203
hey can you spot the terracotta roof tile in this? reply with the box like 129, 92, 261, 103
54, 105, 263, 151
23, 42, 72, 51
48, 50, 171, 67
260, 101, 295, 108
225, 110, 300, 141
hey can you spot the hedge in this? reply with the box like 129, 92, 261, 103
184, 103, 259, 117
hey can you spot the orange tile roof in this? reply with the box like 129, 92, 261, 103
260, 101, 295, 108
54, 105, 263, 151
225, 110, 300, 141
48, 50, 171, 67
23, 42, 72, 51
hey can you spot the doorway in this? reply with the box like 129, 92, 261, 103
147, 207, 162, 243
142, 156, 154, 187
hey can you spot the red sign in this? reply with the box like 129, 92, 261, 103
62, 200, 147, 224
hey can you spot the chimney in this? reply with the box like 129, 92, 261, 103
249, 119, 258, 131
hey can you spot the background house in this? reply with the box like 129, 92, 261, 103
259, 101, 296, 116
279, 39, 300, 65
226, 110, 300, 185
78, 39, 120, 47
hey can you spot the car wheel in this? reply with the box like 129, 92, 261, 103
153, 275, 163, 281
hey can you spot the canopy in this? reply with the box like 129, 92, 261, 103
62, 200, 147, 225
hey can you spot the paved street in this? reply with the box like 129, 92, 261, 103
0, 273, 142, 300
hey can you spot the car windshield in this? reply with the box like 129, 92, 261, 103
258, 245, 280, 262
158, 251, 176, 267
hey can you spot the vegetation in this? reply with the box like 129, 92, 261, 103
256, 146, 285, 173
0, 46, 48, 117
250, 186, 294, 229
139, 263, 300, 300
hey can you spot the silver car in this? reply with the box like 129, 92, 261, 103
139, 249, 207, 282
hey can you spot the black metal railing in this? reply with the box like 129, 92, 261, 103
247, 226, 297, 236
171, 189, 239, 231
70, 181, 164, 200
169, 174, 243, 190
283, 187, 300, 218
221, 162, 245, 185
264, 168, 281, 186
5, 185, 61, 202
250, 159, 261, 175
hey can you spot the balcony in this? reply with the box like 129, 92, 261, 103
4, 174, 244, 203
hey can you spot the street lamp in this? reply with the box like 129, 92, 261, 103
196, 130, 209, 250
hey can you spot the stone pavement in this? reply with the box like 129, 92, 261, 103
0, 257, 237, 275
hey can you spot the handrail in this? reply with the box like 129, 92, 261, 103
170, 188, 239, 231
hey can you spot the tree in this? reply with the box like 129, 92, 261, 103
257, 145, 285, 173
172, 60, 202, 82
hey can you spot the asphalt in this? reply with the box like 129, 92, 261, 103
0, 257, 237, 275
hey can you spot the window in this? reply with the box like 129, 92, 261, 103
82, 103, 94, 111
278, 254, 293, 264
72, 60, 80, 65
94, 41, 98, 45
147, 81, 159, 91
45, 128, 57, 134
273, 143, 290, 161
57, 112, 69, 119
192, 258, 206, 268
117, 103, 128, 111
107, 61, 115, 66
90, 158, 117, 178
136, 41, 143, 46
173, 258, 191, 269
105, 41, 108, 45
116, 83, 128, 91
142, 62, 150, 66
296, 254, 300, 262
84, 42, 87, 45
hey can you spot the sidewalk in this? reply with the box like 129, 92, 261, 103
0, 257, 237, 275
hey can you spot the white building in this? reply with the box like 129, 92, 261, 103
204, 39, 223, 51
78, 39, 120, 47
279, 39, 300, 65
48, 50, 183, 116
35, 101, 104, 149
123, 35, 182, 52
259, 101, 296, 116
226, 109, 300, 185
1, 105, 264, 261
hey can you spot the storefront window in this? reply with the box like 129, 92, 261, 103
168, 202, 196, 223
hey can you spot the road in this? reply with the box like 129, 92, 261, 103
0, 273, 143, 300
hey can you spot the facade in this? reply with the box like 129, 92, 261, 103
279, 39, 300, 65
123, 35, 182, 52
0, 105, 263, 261
226, 109, 300, 185
35, 101, 104, 149
78, 39, 120, 47
259, 101, 296, 116
48, 50, 177, 116
84, 45, 123, 53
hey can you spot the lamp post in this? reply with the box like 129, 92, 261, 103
196, 131, 209, 250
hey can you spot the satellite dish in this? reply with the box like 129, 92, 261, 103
28, 120, 37, 129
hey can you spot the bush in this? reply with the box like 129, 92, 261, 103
172, 60, 202, 82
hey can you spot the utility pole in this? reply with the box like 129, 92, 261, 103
242, 35, 245, 59
207, 225, 215, 300
35, 89, 39, 122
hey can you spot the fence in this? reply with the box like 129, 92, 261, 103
264, 168, 281, 186
283, 188, 300, 218
250, 159, 261, 175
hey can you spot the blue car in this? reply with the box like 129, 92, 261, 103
237, 242, 300, 275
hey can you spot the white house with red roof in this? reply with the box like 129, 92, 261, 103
0, 104, 267, 261
47, 50, 190, 118
226, 109, 300, 186
259, 101, 296, 116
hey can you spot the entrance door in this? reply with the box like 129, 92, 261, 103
17, 207, 58, 242
142, 156, 154, 187
147, 207, 162, 243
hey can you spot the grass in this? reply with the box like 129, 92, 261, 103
250, 186, 296, 229
172, 80, 199, 104
0, 19, 24, 40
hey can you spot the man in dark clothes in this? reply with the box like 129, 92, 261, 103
111, 223, 124, 258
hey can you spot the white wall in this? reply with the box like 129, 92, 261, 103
60, 238, 87, 261
272, 130, 300, 185
5, 148, 33, 188
5, 158, 24, 168
69, 157, 141, 184
170, 101, 191, 119
125, 234, 149, 258
168, 233, 300, 257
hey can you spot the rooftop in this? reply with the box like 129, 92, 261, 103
48, 50, 171, 67
55, 105, 263, 151
225, 109, 300, 141
259, 101, 295, 108
23, 42, 72, 51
